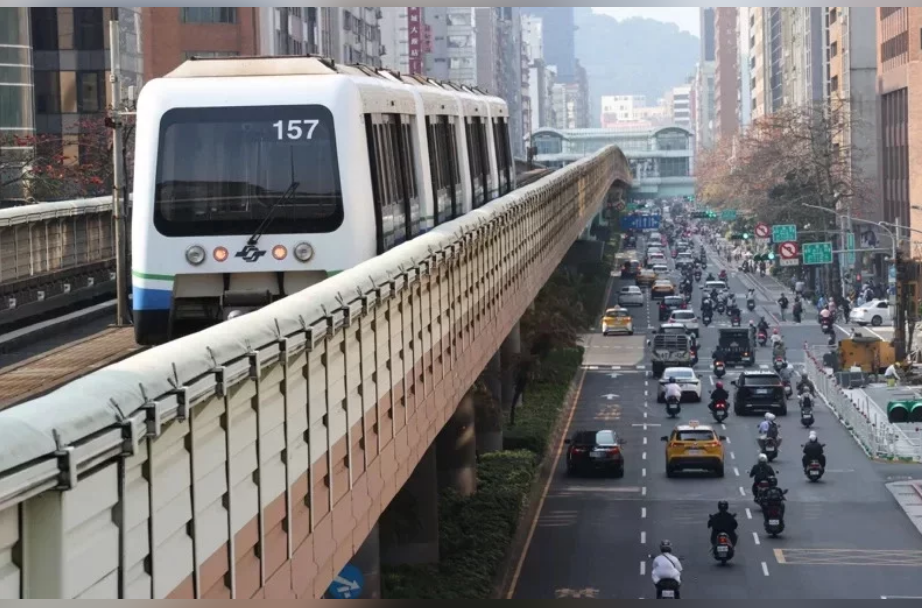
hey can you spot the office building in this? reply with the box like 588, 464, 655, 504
667, 85, 693, 130
0, 8, 33, 201
713, 7, 739, 140
695, 62, 716, 150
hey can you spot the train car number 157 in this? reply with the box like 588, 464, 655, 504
273, 119, 321, 141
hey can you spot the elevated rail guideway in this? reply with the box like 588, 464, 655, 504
0, 146, 629, 599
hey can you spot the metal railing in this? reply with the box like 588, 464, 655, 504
803, 345, 922, 462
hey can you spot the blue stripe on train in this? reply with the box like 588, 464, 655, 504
132, 286, 173, 311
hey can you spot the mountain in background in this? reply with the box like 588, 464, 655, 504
575, 9, 700, 126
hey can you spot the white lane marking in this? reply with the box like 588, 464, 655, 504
642, 468, 647, 478
645, 390, 649, 398
762, 562, 770, 577
642, 507, 647, 519
640, 561, 646, 576
753, 532, 761, 546
725, 437, 732, 445
739, 487, 747, 497
643, 437, 648, 446
644, 412, 648, 419
730, 452, 736, 461
641, 531, 647, 544
734, 467, 740, 477
642, 487, 648, 497
721, 423, 727, 431
643, 452, 648, 461
746, 508, 753, 520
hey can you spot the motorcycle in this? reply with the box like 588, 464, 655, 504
694, 272, 702, 283
753, 477, 776, 505
713, 361, 726, 379
712, 401, 729, 424
666, 396, 681, 419
656, 578, 681, 600
821, 318, 834, 335
702, 314, 713, 327
759, 436, 779, 462
730, 314, 742, 328
800, 401, 815, 428
747, 298, 756, 312
712, 533, 735, 565
805, 459, 825, 483
773, 358, 786, 373
719, 271, 728, 282
782, 380, 793, 399
763, 502, 786, 537
716, 302, 726, 315
758, 331, 768, 347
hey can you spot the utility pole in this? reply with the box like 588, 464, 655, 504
108, 19, 130, 326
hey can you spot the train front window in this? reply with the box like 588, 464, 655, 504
154, 105, 344, 237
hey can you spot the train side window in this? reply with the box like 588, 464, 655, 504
399, 116, 420, 238
365, 114, 393, 254
477, 119, 490, 202
446, 117, 460, 219
382, 115, 407, 247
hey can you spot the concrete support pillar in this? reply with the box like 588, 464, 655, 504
351, 523, 381, 599
380, 446, 439, 566
437, 389, 477, 496
500, 322, 522, 413
475, 353, 504, 454
20, 490, 66, 598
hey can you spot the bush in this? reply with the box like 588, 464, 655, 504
502, 348, 583, 455
381, 451, 537, 600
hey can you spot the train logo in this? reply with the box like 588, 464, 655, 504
235, 245, 267, 263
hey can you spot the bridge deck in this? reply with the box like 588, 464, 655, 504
0, 327, 141, 410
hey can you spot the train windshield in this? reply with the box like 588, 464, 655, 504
154, 105, 343, 237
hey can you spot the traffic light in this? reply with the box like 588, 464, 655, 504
743, 233, 751, 241
768, 252, 776, 261
888, 401, 910, 423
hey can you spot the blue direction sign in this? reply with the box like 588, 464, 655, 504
620, 214, 662, 231
328, 564, 364, 599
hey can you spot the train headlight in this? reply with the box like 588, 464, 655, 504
185, 245, 206, 266
213, 246, 229, 262
294, 242, 314, 262
272, 245, 288, 260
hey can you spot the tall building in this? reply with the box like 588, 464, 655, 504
380, 7, 428, 74
700, 7, 716, 62
826, 8, 880, 222
574, 60, 590, 128
877, 7, 916, 236
143, 7, 260, 80
780, 7, 824, 107
667, 85, 693, 129
474, 8, 525, 155
714, 7, 739, 140
695, 62, 716, 150
522, 14, 543, 65
0, 8, 33, 201
600, 95, 647, 123
748, 8, 769, 119
737, 8, 752, 128
424, 7, 475, 84
523, 7, 575, 83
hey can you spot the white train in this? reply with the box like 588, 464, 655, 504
131, 56, 514, 345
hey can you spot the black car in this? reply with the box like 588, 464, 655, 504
565, 430, 625, 477
659, 296, 687, 321
732, 371, 787, 416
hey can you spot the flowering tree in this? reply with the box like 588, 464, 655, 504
0, 110, 135, 205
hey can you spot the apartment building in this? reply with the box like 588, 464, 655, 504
667, 85, 693, 130
695, 62, 716, 150
713, 7, 739, 140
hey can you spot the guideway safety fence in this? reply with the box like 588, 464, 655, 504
0, 146, 630, 599
803, 346, 922, 462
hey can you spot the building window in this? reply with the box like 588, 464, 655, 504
828, 8, 837, 24
75, 8, 104, 50
33, 70, 61, 114
181, 51, 239, 60
30, 7, 58, 51
830, 41, 838, 57
180, 7, 237, 24
448, 35, 472, 48
881, 31, 908, 63
77, 71, 103, 112
881, 7, 902, 20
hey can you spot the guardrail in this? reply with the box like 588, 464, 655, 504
0, 146, 630, 599
804, 346, 922, 462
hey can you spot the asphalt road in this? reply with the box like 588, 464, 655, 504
511, 234, 922, 600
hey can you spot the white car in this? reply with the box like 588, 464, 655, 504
669, 310, 700, 336
618, 286, 645, 307
705, 281, 729, 294
652, 264, 670, 276
658, 367, 703, 403
850, 300, 892, 327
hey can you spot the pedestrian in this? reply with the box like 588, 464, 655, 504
856, 293, 866, 307
885, 362, 901, 388
795, 278, 805, 297
841, 297, 851, 323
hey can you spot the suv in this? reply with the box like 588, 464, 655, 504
732, 371, 787, 416
715, 329, 755, 367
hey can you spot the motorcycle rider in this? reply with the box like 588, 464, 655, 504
664, 377, 683, 405
748, 320, 758, 344
706, 273, 716, 282
708, 501, 739, 548
757, 317, 770, 336
708, 382, 730, 413
778, 361, 795, 384
749, 454, 776, 497
802, 432, 827, 469
651, 541, 683, 599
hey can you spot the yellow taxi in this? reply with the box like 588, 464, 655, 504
661, 421, 726, 478
601, 307, 634, 336
651, 280, 676, 300
635, 269, 657, 288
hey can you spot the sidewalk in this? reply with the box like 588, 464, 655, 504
887, 482, 922, 538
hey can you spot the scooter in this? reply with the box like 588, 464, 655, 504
655, 578, 681, 600
712, 533, 735, 565
753, 476, 777, 506
805, 459, 825, 483
759, 436, 779, 462
782, 380, 793, 399
666, 396, 681, 419
773, 358, 786, 373
764, 501, 786, 537
716, 302, 726, 315
747, 298, 756, 312
730, 314, 742, 328
800, 399, 815, 428
758, 331, 768, 347
712, 401, 729, 424
713, 361, 726, 379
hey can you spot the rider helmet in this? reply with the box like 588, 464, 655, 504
669, 377, 677, 384
809, 432, 818, 443
717, 501, 729, 513
715, 381, 723, 390
758, 454, 769, 463
766, 413, 777, 422
660, 540, 673, 554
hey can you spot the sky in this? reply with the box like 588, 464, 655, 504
592, 6, 700, 37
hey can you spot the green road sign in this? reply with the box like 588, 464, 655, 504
802, 242, 834, 266
772, 224, 797, 243
720, 210, 738, 221
846, 233, 856, 267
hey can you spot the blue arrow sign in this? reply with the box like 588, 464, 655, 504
620, 215, 662, 231
327, 564, 364, 599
